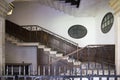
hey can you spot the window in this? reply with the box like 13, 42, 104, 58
101, 12, 114, 33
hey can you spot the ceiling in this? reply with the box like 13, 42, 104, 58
9, 0, 110, 17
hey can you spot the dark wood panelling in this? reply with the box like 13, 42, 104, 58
78, 45, 115, 65
37, 48, 49, 65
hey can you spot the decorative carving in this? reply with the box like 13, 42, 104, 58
109, 0, 120, 14
0, 0, 11, 18
68, 25, 87, 39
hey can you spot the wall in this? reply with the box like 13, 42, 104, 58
95, 1, 115, 44
7, 1, 115, 47
5, 41, 37, 74
7, 2, 96, 47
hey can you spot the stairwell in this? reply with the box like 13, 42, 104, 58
5, 20, 116, 76
38, 0, 81, 17
5, 20, 82, 75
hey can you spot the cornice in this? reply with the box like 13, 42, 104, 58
109, 0, 120, 15
0, 0, 11, 18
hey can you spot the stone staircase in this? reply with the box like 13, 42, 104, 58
38, 0, 80, 17
5, 33, 81, 66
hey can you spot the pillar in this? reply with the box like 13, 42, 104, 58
109, 0, 120, 75
0, 0, 11, 75
115, 14, 120, 75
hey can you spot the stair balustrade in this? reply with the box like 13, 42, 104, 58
5, 20, 115, 66
4, 20, 119, 79
6, 20, 78, 55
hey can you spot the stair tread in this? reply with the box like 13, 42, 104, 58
38, 45, 45, 48
17, 42, 39, 46
49, 51, 57, 54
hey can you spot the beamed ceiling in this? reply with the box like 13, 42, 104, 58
8, 0, 110, 17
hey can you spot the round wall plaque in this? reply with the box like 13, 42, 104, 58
68, 25, 87, 39
101, 12, 114, 33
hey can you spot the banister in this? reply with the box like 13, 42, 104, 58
22, 25, 78, 46
49, 45, 87, 64
49, 44, 115, 66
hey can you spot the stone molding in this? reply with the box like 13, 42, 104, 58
0, 0, 11, 18
109, 0, 120, 15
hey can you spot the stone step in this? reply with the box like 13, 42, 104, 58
38, 45, 45, 48
11, 40, 18, 44
62, 56, 69, 60
44, 48, 51, 51
17, 42, 39, 46
49, 51, 57, 54
67, 58, 75, 62
55, 53, 63, 57
6, 34, 81, 66
6, 37, 14, 41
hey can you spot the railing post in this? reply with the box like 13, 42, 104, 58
54, 66, 56, 76
58, 66, 61, 75
6, 66, 8, 75
24, 66, 26, 75
38, 65, 40, 75
28, 65, 31, 75
48, 65, 50, 75
32, 65, 34, 75
19, 65, 21, 75
43, 66, 45, 76
11, 65, 13, 75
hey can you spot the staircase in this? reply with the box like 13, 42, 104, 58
5, 20, 116, 76
5, 20, 82, 67
38, 0, 81, 17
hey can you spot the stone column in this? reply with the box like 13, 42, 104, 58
115, 14, 120, 75
0, 16, 5, 75
0, 0, 11, 75
109, 0, 120, 75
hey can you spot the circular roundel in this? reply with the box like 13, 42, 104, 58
101, 12, 114, 33
68, 25, 87, 39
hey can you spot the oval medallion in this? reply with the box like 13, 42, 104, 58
68, 25, 87, 39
